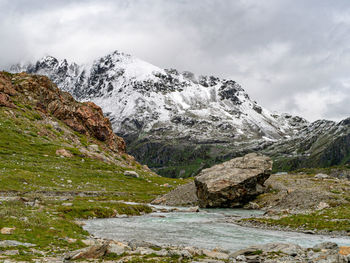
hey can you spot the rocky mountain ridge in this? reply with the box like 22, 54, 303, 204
10, 51, 308, 143
264, 118, 350, 171
10, 51, 350, 176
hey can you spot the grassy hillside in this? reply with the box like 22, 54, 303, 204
0, 107, 181, 200
0, 72, 186, 261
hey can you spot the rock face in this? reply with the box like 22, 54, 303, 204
195, 153, 273, 208
0, 72, 125, 153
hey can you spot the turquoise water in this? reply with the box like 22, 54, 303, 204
83, 209, 350, 251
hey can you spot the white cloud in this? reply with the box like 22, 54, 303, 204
1, 0, 350, 121
293, 88, 344, 121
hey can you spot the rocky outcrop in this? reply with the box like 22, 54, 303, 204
0, 72, 125, 153
195, 153, 273, 208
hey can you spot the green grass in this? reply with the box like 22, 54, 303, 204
0, 103, 188, 261
0, 107, 184, 201
57, 200, 152, 219
0, 200, 87, 252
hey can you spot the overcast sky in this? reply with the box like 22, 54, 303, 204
1, 0, 350, 121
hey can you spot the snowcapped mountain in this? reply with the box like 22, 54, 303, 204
263, 117, 350, 171
11, 51, 307, 143
11, 50, 310, 177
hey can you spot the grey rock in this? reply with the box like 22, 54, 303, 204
244, 201, 260, 210
229, 247, 261, 259
124, 170, 140, 178
127, 239, 159, 250
61, 202, 73, 206
64, 242, 109, 260
195, 153, 272, 208
231, 243, 303, 259
183, 246, 204, 256
151, 181, 198, 207
245, 254, 261, 263
1, 250, 19, 256
313, 242, 338, 250
0, 240, 36, 247
133, 247, 157, 255
262, 243, 303, 256
317, 201, 330, 210
168, 249, 193, 258
188, 206, 200, 212
107, 242, 130, 255
192, 260, 226, 263
236, 255, 247, 261
88, 144, 100, 152
202, 249, 229, 260
315, 173, 329, 179
154, 249, 169, 257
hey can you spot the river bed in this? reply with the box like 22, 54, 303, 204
83, 208, 350, 251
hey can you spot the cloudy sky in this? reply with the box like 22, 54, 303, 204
1, 0, 350, 121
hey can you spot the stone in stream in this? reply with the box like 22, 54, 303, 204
195, 153, 273, 208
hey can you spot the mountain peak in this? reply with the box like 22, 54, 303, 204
10, 51, 308, 143
9, 50, 311, 177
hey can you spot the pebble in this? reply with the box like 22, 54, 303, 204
0, 227, 16, 235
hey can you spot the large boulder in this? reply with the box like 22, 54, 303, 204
195, 153, 272, 208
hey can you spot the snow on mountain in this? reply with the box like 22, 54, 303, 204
10, 51, 308, 145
